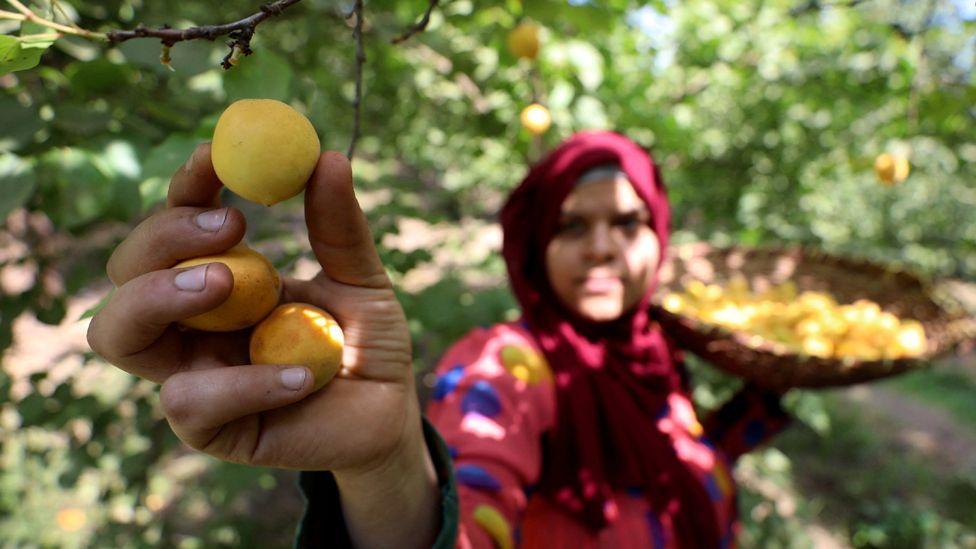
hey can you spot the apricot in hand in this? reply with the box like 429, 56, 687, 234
211, 99, 321, 206
250, 303, 344, 391
175, 243, 281, 332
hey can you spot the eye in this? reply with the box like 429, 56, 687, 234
613, 213, 646, 234
556, 218, 586, 237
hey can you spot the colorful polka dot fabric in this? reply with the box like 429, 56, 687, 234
427, 321, 790, 548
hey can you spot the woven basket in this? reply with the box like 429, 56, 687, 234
650, 242, 976, 390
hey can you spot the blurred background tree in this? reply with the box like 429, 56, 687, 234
1, 0, 974, 546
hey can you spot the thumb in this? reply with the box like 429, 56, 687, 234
304, 151, 390, 289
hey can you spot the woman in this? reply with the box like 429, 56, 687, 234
89, 132, 787, 549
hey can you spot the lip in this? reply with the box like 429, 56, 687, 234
578, 276, 621, 293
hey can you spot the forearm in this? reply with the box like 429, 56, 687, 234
702, 383, 791, 461
333, 414, 441, 549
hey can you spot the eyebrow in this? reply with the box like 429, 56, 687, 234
558, 206, 650, 220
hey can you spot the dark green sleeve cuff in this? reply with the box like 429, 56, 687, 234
294, 417, 459, 548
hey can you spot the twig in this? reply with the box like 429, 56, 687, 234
0, 9, 25, 21
105, 0, 301, 45
347, 0, 365, 160
104, 0, 302, 69
3, 0, 304, 69
1, 1, 106, 40
19, 32, 60, 40
5, 0, 33, 17
789, 0, 866, 16
906, 0, 938, 133
391, 0, 440, 44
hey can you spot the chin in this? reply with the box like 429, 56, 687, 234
575, 299, 624, 323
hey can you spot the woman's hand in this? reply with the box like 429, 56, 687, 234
86, 144, 421, 476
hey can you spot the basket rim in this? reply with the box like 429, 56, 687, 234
661, 242, 934, 293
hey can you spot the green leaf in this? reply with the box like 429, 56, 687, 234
101, 142, 143, 221
65, 58, 132, 96
222, 48, 293, 102
0, 96, 41, 153
0, 154, 36, 220
18, 34, 57, 50
0, 35, 44, 75
20, 21, 57, 50
118, 37, 216, 76
140, 135, 199, 209
52, 103, 111, 136
102, 141, 141, 180
37, 148, 115, 230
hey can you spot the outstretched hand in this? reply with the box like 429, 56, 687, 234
87, 144, 420, 475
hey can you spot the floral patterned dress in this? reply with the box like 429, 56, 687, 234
426, 321, 789, 549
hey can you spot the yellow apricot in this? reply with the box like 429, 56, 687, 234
801, 335, 834, 358
795, 318, 823, 338
836, 340, 881, 361
892, 156, 910, 183
55, 508, 87, 532
176, 244, 281, 332
726, 275, 750, 301
895, 320, 926, 357
875, 153, 896, 183
507, 22, 540, 59
662, 292, 686, 313
250, 303, 344, 391
520, 103, 551, 135
875, 153, 909, 186
211, 99, 321, 206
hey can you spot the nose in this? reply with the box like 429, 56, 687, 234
584, 222, 616, 263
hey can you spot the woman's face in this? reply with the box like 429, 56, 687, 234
545, 176, 660, 323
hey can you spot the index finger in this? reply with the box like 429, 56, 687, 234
167, 143, 224, 208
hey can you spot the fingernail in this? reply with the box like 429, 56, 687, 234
184, 149, 196, 173
279, 367, 307, 391
174, 264, 208, 291
195, 208, 228, 232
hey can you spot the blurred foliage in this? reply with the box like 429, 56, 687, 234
1, 0, 975, 546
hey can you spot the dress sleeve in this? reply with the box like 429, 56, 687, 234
701, 383, 792, 462
426, 325, 556, 549
662, 327, 792, 463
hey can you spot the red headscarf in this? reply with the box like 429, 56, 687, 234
500, 131, 720, 546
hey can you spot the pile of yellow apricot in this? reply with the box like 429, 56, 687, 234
662, 277, 927, 361
175, 98, 343, 391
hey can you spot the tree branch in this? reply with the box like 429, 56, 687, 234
0, 9, 26, 22
1, 1, 106, 40
789, 0, 866, 17
6, 0, 34, 17
906, 0, 938, 132
105, 0, 302, 45
347, 0, 365, 160
3, 1, 306, 69
391, 0, 440, 44
104, 0, 303, 69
